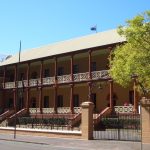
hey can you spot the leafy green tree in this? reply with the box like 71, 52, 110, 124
110, 11, 150, 93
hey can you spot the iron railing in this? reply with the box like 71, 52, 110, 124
3, 70, 109, 89
114, 105, 134, 113
15, 117, 80, 131
29, 107, 81, 114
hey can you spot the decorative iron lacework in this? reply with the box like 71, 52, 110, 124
114, 106, 133, 113
57, 107, 71, 114
3, 70, 109, 89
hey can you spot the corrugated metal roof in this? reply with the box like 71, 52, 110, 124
0, 29, 126, 66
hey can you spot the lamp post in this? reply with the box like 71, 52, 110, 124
14, 41, 22, 139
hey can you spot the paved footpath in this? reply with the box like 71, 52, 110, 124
0, 133, 143, 150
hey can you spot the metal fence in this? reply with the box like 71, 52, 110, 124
12, 117, 80, 131
93, 113, 141, 141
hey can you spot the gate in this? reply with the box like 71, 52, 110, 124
93, 113, 141, 141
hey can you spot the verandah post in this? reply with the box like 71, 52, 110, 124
26, 62, 30, 113
109, 79, 113, 109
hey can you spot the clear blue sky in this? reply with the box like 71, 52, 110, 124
0, 0, 149, 55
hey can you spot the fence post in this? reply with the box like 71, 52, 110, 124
81, 102, 94, 140
141, 97, 150, 150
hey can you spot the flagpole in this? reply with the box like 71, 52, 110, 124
96, 25, 97, 33
14, 40, 21, 139
19, 41, 21, 63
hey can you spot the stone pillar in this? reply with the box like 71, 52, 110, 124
141, 97, 150, 150
81, 102, 94, 140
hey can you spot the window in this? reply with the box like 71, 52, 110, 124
73, 95, 79, 107
106, 93, 117, 107
9, 74, 14, 82
31, 72, 37, 79
57, 95, 63, 107
31, 97, 36, 108
91, 62, 96, 71
58, 67, 64, 76
44, 96, 49, 108
44, 69, 50, 77
73, 65, 79, 74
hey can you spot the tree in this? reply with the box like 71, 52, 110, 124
110, 11, 150, 93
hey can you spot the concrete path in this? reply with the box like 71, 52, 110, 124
0, 133, 143, 150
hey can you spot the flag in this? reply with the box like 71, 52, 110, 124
90, 25, 97, 31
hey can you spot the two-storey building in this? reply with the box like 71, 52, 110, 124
0, 29, 139, 126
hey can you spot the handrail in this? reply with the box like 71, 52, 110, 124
9, 108, 27, 119
93, 107, 112, 125
0, 109, 15, 122
69, 113, 81, 127
0, 110, 9, 118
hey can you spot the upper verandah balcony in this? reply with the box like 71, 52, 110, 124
3, 70, 109, 89
1, 49, 111, 89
